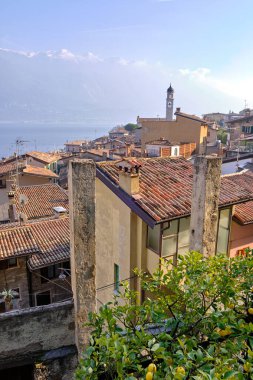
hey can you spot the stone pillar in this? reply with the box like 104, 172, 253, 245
68, 159, 96, 354
189, 155, 222, 257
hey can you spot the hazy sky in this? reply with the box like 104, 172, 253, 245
1, 0, 253, 116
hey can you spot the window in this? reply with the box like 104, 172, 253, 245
40, 261, 70, 283
162, 220, 178, 260
147, 224, 160, 253
216, 208, 231, 255
0, 258, 18, 270
36, 290, 51, 306
8, 258, 17, 268
0, 179, 6, 188
161, 217, 190, 263
40, 264, 60, 283
114, 264, 120, 292
178, 217, 190, 255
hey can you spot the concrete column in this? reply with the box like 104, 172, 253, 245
68, 159, 96, 354
189, 155, 222, 257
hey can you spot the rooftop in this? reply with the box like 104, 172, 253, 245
28, 217, 69, 270
64, 140, 88, 146
27, 151, 62, 164
22, 165, 58, 178
97, 157, 253, 223
0, 217, 69, 268
0, 226, 39, 260
0, 160, 58, 178
146, 138, 186, 146
234, 200, 253, 225
14, 183, 68, 220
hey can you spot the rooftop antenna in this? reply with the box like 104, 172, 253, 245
14, 139, 29, 224
244, 99, 248, 109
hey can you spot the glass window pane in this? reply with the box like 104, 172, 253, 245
219, 209, 230, 228
216, 227, 229, 254
178, 217, 190, 248
147, 224, 160, 253
163, 219, 178, 236
162, 235, 177, 257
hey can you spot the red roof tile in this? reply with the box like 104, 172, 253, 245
97, 157, 253, 222
26, 151, 62, 164
0, 217, 70, 268
0, 226, 39, 259
14, 183, 68, 220
233, 200, 253, 225
28, 217, 70, 269
23, 165, 58, 178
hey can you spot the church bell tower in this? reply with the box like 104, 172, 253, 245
166, 84, 174, 120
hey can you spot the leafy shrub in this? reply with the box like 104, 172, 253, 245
76, 252, 253, 379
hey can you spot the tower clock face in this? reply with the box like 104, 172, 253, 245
168, 102, 172, 108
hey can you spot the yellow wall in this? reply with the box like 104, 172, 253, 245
96, 178, 152, 305
140, 115, 208, 152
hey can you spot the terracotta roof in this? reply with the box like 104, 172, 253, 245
26, 151, 62, 164
0, 226, 39, 259
227, 115, 253, 124
0, 217, 70, 267
234, 200, 253, 225
64, 140, 87, 146
97, 157, 253, 223
0, 161, 25, 176
146, 139, 181, 146
14, 183, 68, 220
175, 111, 209, 124
28, 217, 70, 269
22, 165, 58, 178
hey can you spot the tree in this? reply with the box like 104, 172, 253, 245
76, 252, 253, 379
217, 130, 228, 145
124, 123, 139, 132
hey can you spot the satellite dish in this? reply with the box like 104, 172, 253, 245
19, 194, 28, 206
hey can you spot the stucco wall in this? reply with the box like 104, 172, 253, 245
0, 300, 75, 367
140, 116, 207, 152
96, 178, 132, 305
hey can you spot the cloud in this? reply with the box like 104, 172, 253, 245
178, 66, 253, 108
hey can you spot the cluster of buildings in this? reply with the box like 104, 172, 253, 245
1, 85, 253, 378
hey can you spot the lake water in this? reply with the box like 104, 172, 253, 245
0, 123, 110, 157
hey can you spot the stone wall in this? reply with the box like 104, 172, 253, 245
0, 300, 75, 370
0, 257, 30, 309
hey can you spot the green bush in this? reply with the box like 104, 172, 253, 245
76, 252, 253, 379
124, 123, 139, 132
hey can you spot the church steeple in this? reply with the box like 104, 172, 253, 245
166, 84, 174, 120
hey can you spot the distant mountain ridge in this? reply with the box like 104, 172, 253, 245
0, 48, 165, 124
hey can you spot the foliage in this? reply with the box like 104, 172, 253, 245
124, 123, 139, 132
217, 130, 228, 145
76, 252, 253, 379
0, 288, 19, 301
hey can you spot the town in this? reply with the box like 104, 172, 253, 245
1, 84, 253, 378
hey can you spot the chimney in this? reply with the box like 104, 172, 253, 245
176, 107, 181, 113
53, 206, 67, 219
117, 160, 141, 196
189, 155, 222, 257
8, 190, 17, 222
102, 151, 107, 161
125, 143, 130, 158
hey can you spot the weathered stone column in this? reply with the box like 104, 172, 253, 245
189, 155, 222, 257
68, 159, 96, 354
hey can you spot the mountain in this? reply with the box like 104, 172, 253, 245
0, 48, 166, 124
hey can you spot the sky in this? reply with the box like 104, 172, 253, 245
1, 0, 253, 117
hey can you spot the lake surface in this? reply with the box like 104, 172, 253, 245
0, 123, 110, 157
